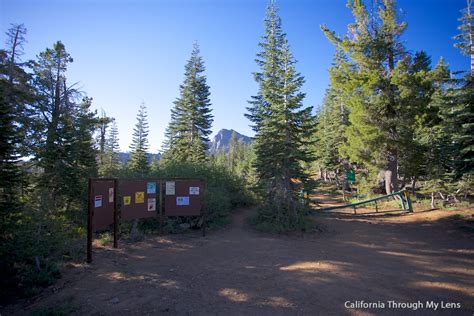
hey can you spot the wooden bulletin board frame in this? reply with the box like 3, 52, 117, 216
159, 177, 206, 237
87, 177, 206, 263
87, 178, 118, 263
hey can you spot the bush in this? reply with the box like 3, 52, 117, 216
18, 260, 61, 296
1, 197, 85, 302
251, 201, 314, 233
31, 297, 79, 316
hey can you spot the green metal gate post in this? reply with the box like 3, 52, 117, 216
399, 191, 407, 211
405, 191, 414, 212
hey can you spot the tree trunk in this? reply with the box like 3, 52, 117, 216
342, 180, 346, 201
411, 177, 416, 196
384, 150, 398, 195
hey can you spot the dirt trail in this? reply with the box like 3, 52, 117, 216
2, 204, 474, 315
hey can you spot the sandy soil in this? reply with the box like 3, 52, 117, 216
2, 194, 473, 315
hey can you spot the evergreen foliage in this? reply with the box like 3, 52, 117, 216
451, 0, 474, 177
0, 23, 31, 220
1, 39, 99, 299
318, 0, 472, 202
246, 2, 316, 230
313, 49, 351, 177
1, 0, 473, 301
321, 0, 443, 194
162, 43, 213, 164
453, 0, 473, 74
128, 102, 150, 176
211, 136, 257, 185
102, 120, 121, 176
97, 110, 114, 176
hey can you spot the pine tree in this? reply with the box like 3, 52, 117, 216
452, 0, 474, 177
0, 24, 31, 210
163, 43, 213, 164
238, 142, 257, 183
58, 97, 98, 212
392, 51, 442, 191
247, 2, 316, 222
97, 110, 113, 175
454, 0, 473, 74
322, 0, 412, 194
0, 24, 34, 277
103, 120, 120, 176
449, 76, 474, 177
314, 90, 343, 174
31, 41, 78, 204
314, 48, 351, 179
228, 131, 240, 173
128, 102, 150, 176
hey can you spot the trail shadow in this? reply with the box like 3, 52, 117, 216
9, 209, 474, 316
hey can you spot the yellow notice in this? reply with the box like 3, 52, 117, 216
123, 196, 131, 206
135, 192, 145, 204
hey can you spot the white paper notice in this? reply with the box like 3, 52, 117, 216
147, 198, 156, 211
189, 187, 200, 195
109, 188, 114, 203
166, 181, 175, 195
94, 195, 103, 208
176, 196, 190, 206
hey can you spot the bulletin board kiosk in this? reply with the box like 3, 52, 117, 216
87, 177, 205, 263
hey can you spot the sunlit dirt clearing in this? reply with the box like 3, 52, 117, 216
2, 204, 473, 315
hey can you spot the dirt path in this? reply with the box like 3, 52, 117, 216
3, 205, 474, 315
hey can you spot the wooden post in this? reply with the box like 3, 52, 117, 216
113, 179, 118, 249
202, 179, 207, 237
342, 180, 346, 202
87, 178, 93, 263
353, 205, 356, 215
159, 179, 164, 236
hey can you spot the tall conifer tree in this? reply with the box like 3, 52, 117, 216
0, 24, 33, 270
31, 41, 95, 207
128, 103, 150, 175
97, 110, 113, 175
247, 2, 315, 219
322, 0, 411, 194
314, 48, 351, 176
162, 43, 213, 164
0, 24, 31, 209
452, 0, 474, 175
103, 120, 120, 176
454, 0, 473, 74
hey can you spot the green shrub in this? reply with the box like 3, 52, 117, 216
19, 259, 61, 296
250, 201, 314, 233
31, 297, 78, 316
96, 231, 112, 246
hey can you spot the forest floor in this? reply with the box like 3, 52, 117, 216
2, 189, 474, 315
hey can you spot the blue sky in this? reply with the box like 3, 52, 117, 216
1, 0, 468, 153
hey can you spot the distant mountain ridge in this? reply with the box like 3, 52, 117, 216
208, 129, 252, 154
117, 129, 251, 163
